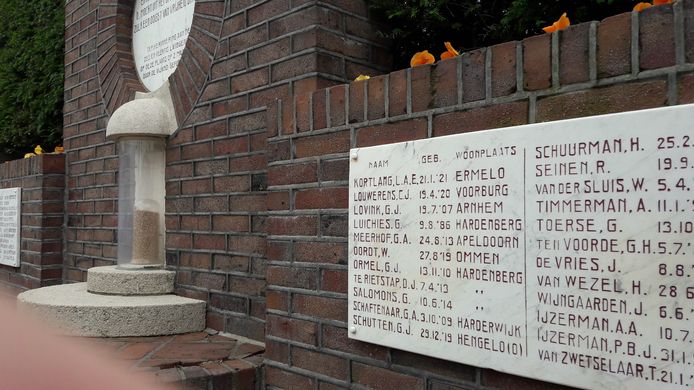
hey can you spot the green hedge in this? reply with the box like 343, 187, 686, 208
367, 0, 637, 69
0, 0, 64, 160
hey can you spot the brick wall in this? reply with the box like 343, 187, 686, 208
264, 3, 694, 389
0, 155, 65, 297
63, 0, 388, 342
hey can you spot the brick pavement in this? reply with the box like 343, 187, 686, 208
85, 330, 264, 390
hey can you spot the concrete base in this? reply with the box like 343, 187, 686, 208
17, 283, 205, 337
87, 266, 175, 295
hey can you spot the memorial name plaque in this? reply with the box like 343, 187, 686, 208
133, 0, 195, 91
0, 188, 21, 267
348, 105, 694, 390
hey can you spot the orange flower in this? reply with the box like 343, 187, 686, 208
440, 42, 460, 60
653, 0, 672, 4
53, 146, 65, 154
542, 12, 570, 33
410, 50, 435, 67
633, 2, 653, 10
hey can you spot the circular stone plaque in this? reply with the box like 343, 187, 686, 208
132, 0, 196, 91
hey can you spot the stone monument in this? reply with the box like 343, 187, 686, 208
17, 0, 205, 337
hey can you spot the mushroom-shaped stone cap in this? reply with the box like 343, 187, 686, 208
106, 82, 177, 140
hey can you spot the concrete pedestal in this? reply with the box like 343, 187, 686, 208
17, 266, 205, 337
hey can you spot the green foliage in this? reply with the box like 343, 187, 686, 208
0, 0, 64, 159
367, 0, 636, 68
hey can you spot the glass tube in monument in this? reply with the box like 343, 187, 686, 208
117, 137, 166, 268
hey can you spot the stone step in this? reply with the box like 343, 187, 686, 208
87, 265, 175, 295
17, 283, 205, 337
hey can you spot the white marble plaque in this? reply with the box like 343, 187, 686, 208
0, 188, 21, 267
132, 0, 195, 91
349, 104, 694, 390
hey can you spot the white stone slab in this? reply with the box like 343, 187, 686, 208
132, 0, 195, 91
0, 187, 21, 267
348, 104, 694, 390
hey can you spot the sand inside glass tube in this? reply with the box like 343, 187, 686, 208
132, 208, 160, 265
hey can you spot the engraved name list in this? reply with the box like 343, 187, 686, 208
348, 105, 694, 390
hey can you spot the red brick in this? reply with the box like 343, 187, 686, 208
388, 69, 408, 116
167, 233, 193, 249
597, 13, 631, 78
265, 367, 315, 389
433, 101, 528, 137
194, 234, 226, 251
356, 119, 427, 148
195, 196, 228, 212
248, 0, 290, 26
212, 97, 247, 117
319, 158, 348, 182
433, 56, 459, 108
265, 339, 289, 364
295, 131, 350, 158
391, 350, 476, 383
328, 84, 346, 127
352, 362, 424, 390
293, 294, 346, 322
181, 178, 212, 195
272, 53, 320, 82
248, 38, 291, 68
639, 4, 675, 70
231, 68, 269, 94
295, 94, 311, 132
268, 191, 290, 210
491, 41, 517, 97
295, 187, 347, 209
267, 162, 317, 186
322, 325, 388, 361
214, 137, 249, 156
212, 215, 249, 232
294, 241, 345, 264
213, 254, 249, 273
266, 216, 317, 236
229, 25, 268, 55
180, 252, 212, 269
678, 73, 694, 103
349, 80, 366, 123
410, 64, 432, 112
181, 142, 212, 160
214, 176, 250, 193
481, 368, 574, 390
229, 154, 266, 172
210, 293, 247, 313
266, 313, 319, 345
228, 194, 266, 212
181, 215, 211, 231
292, 348, 348, 381
312, 89, 328, 130
200, 79, 229, 102
228, 235, 265, 255
559, 23, 591, 85
367, 75, 386, 120
522, 34, 550, 91
196, 120, 227, 140
686, 0, 694, 62
267, 266, 318, 290
266, 290, 289, 311
537, 80, 668, 122
321, 269, 347, 293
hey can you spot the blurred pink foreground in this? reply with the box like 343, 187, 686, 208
0, 297, 171, 390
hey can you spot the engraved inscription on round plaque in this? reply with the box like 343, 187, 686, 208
132, 0, 195, 91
